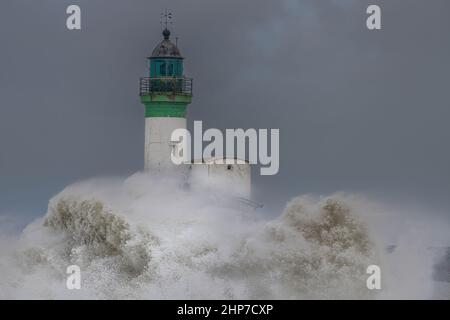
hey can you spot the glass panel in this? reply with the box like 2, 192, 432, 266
159, 62, 166, 76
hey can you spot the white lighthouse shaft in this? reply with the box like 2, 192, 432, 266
144, 117, 187, 174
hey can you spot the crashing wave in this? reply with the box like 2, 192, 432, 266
0, 173, 388, 299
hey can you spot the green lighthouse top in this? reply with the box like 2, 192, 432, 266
139, 24, 192, 97
139, 16, 193, 118
147, 27, 185, 78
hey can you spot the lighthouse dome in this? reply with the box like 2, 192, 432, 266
150, 29, 183, 59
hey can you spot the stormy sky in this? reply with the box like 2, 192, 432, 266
0, 0, 449, 225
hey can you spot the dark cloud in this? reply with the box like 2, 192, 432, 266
0, 0, 449, 219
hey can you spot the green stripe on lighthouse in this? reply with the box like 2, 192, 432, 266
141, 94, 192, 118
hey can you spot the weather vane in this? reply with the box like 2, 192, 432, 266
160, 9, 173, 30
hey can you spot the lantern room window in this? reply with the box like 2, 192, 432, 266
158, 62, 175, 77
160, 62, 166, 76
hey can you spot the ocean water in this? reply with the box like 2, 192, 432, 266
0, 172, 447, 299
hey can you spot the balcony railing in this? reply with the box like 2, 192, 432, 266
140, 77, 193, 96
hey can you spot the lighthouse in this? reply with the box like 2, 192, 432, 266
140, 27, 193, 174
139, 20, 257, 208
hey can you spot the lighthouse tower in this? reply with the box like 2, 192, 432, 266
138, 21, 257, 208
139, 27, 192, 175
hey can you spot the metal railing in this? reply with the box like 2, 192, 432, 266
140, 77, 193, 96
